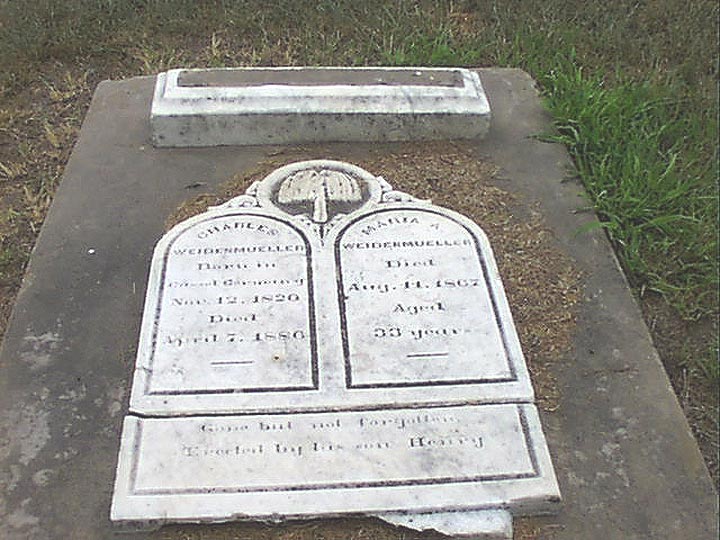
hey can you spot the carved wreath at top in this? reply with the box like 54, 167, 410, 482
211, 161, 422, 239
277, 168, 362, 223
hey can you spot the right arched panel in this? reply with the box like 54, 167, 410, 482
335, 207, 516, 389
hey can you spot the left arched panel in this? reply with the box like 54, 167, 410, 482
138, 212, 317, 396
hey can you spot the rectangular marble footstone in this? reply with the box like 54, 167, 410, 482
150, 67, 491, 147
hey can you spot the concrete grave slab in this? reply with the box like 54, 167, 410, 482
0, 69, 717, 540
151, 67, 491, 147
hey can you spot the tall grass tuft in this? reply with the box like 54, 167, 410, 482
538, 56, 719, 319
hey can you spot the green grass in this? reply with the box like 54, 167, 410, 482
540, 67, 718, 318
0, 0, 717, 334
379, 9, 718, 323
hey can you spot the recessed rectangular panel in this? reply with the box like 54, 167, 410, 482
177, 68, 463, 87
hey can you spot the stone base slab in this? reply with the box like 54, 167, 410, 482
1, 69, 716, 540
111, 404, 558, 524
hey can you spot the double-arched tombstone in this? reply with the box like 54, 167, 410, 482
111, 160, 559, 533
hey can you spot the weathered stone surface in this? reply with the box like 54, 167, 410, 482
151, 67, 491, 147
113, 160, 558, 526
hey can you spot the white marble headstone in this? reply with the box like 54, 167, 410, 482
112, 161, 559, 537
